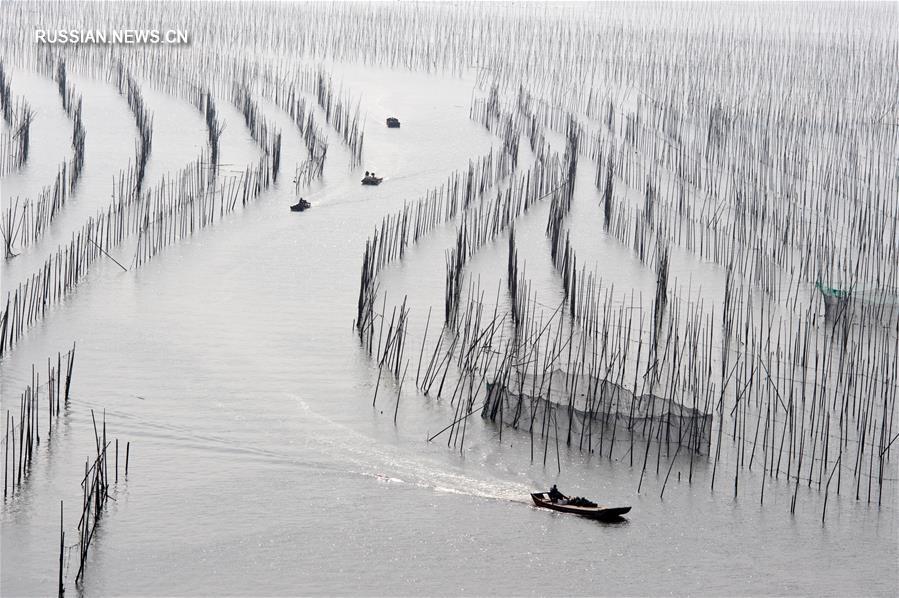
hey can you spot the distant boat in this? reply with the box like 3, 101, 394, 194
386, 117, 400, 128
290, 198, 311, 212
362, 175, 383, 186
530, 492, 631, 521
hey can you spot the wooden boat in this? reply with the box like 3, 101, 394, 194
290, 199, 311, 212
362, 175, 383, 186
386, 117, 400, 128
530, 492, 631, 520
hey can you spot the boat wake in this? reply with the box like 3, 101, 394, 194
295, 396, 535, 504
70, 395, 538, 505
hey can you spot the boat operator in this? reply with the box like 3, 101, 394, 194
548, 484, 564, 503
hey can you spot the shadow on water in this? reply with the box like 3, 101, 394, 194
593, 515, 630, 527
526, 503, 632, 526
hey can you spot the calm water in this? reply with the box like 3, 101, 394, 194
1, 31, 897, 598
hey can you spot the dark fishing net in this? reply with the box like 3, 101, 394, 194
482, 368, 712, 453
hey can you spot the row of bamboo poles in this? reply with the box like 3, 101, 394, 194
3, 343, 76, 498
0, 341, 130, 596
0, 57, 287, 356
263, 76, 328, 188
314, 69, 363, 168
0, 142, 280, 356
0, 60, 33, 175
0, 59, 86, 258
231, 79, 282, 182
356, 146, 517, 350
57, 410, 130, 596
115, 62, 153, 193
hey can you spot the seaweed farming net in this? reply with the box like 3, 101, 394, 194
482, 368, 712, 453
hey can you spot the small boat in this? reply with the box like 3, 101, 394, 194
530, 492, 630, 521
290, 198, 311, 212
386, 117, 400, 128
362, 175, 383, 186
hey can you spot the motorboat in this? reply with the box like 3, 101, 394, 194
290, 198, 311, 212
530, 492, 631, 521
